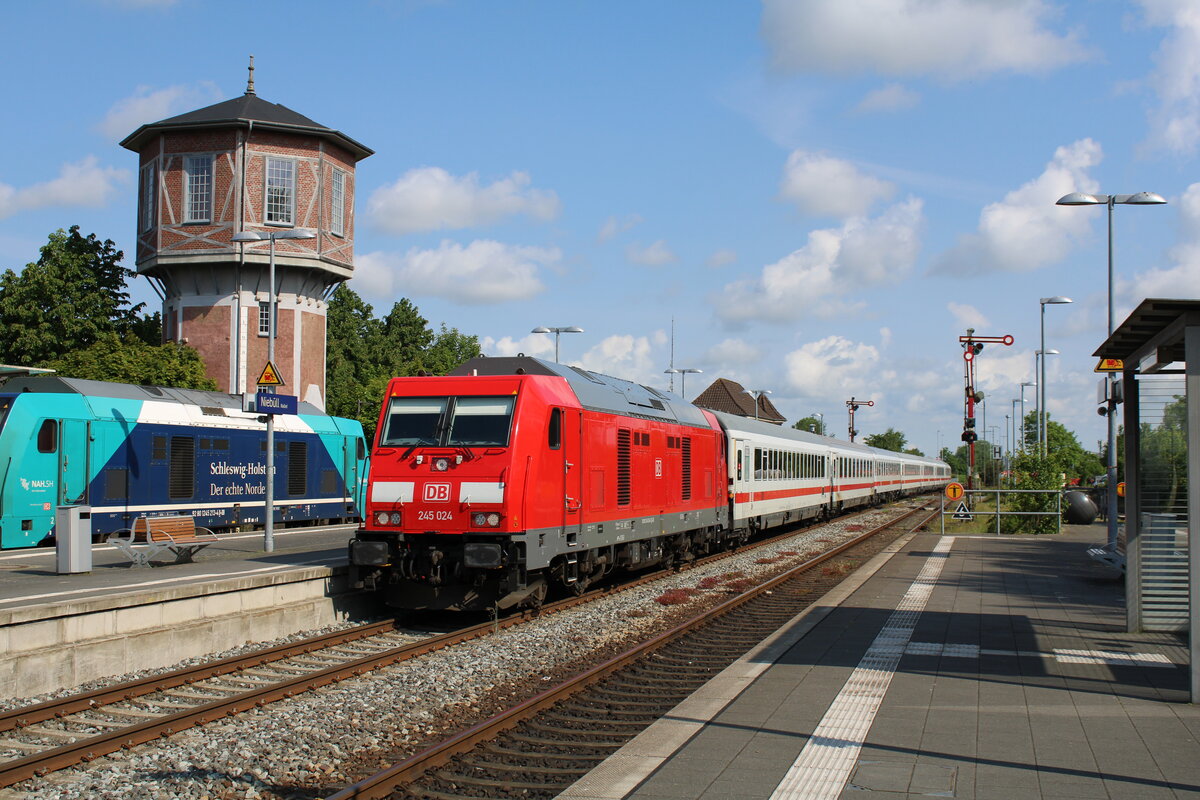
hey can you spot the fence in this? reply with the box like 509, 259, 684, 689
939, 489, 1062, 535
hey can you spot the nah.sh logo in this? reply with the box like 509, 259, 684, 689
423, 483, 452, 502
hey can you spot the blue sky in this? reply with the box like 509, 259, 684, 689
2, 0, 1198, 456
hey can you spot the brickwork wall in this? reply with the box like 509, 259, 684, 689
181, 304, 231, 389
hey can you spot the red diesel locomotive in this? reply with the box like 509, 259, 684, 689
348, 356, 732, 610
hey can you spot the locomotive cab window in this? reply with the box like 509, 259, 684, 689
548, 408, 562, 450
37, 420, 58, 453
446, 397, 515, 447
381, 397, 447, 446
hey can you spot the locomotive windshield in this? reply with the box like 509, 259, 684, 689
380, 395, 515, 448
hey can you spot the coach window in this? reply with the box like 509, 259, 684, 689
548, 408, 562, 450
736, 449, 743, 481
37, 420, 57, 453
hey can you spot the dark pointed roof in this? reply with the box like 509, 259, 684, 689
693, 377, 786, 425
120, 92, 373, 161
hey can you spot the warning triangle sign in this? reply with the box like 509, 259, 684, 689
256, 361, 284, 387
952, 501, 973, 521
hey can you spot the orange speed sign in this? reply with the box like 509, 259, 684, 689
945, 482, 965, 501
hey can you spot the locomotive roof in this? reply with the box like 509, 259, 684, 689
449, 356, 714, 428
0, 376, 326, 416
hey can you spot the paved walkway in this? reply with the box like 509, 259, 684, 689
562, 527, 1200, 800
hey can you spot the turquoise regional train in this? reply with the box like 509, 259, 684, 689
0, 376, 368, 549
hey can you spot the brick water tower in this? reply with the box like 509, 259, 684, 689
120, 62, 372, 408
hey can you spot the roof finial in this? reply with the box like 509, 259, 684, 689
246, 55, 256, 96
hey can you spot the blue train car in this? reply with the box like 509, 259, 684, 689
0, 376, 368, 549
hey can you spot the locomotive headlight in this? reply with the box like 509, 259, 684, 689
486, 512, 500, 527
375, 511, 389, 526
389, 512, 402, 525
433, 457, 450, 471
472, 512, 502, 528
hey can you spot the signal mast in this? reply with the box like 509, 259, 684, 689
959, 329, 1013, 490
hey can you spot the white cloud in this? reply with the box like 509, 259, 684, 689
717, 197, 923, 324
597, 214, 643, 242
367, 168, 560, 235
784, 335, 883, 400
761, 0, 1090, 79
704, 337, 763, 366
706, 249, 738, 268
353, 240, 558, 304
780, 151, 895, 218
1130, 181, 1200, 297
1138, 1, 1200, 157
479, 333, 553, 359
626, 240, 678, 266
948, 302, 991, 330
97, 83, 221, 141
855, 84, 921, 113
577, 335, 658, 381
932, 139, 1102, 275
0, 157, 129, 220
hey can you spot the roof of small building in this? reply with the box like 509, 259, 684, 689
692, 377, 786, 424
119, 91, 373, 161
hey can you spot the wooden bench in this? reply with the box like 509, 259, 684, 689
107, 515, 219, 567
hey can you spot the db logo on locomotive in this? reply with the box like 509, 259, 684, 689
423, 483, 452, 502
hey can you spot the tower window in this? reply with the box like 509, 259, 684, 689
331, 168, 346, 236
184, 155, 213, 223
139, 164, 156, 232
265, 157, 295, 225
258, 301, 272, 336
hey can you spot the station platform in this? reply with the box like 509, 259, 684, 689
0, 524, 368, 700
0, 523, 357, 612
561, 526, 1200, 800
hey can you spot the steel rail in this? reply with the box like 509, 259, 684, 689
324, 503, 937, 800
0, 497, 935, 789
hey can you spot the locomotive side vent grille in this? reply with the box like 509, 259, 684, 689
168, 436, 194, 499
289, 441, 308, 496
617, 428, 631, 506
681, 436, 692, 501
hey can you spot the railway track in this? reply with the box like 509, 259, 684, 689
325, 502, 938, 800
0, 499, 928, 792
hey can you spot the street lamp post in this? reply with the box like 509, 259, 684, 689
1019, 381, 1036, 450
1034, 349, 1059, 454
531, 326, 583, 363
1057, 191, 1166, 550
1038, 297, 1072, 456
1011, 398, 1019, 454
811, 411, 825, 435
232, 228, 317, 553
749, 389, 771, 421
664, 367, 702, 399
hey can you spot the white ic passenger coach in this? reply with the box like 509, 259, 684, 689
711, 410, 950, 536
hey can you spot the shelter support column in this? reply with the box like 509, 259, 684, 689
1123, 367, 1141, 632
1187, 324, 1200, 703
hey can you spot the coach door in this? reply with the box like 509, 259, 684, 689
553, 408, 583, 540
58, 419, 89, 505
732, 439, 752, 517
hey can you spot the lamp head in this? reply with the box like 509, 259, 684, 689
1039, 296, 1073, 305
1120, 191, 1167, 205
562, 326, 584, 333
531, 326, 551, 334
1056, 192, 1104, 206
232, 231, 267, 242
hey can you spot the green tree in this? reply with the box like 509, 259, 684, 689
1002, 450, 1062, 534
904, 446, 925, 457
0, 227, 148, 365
863, 427, 907, 452
324, 284, 480, 438
44, 333, 216, 389
792, 416, 826, 435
